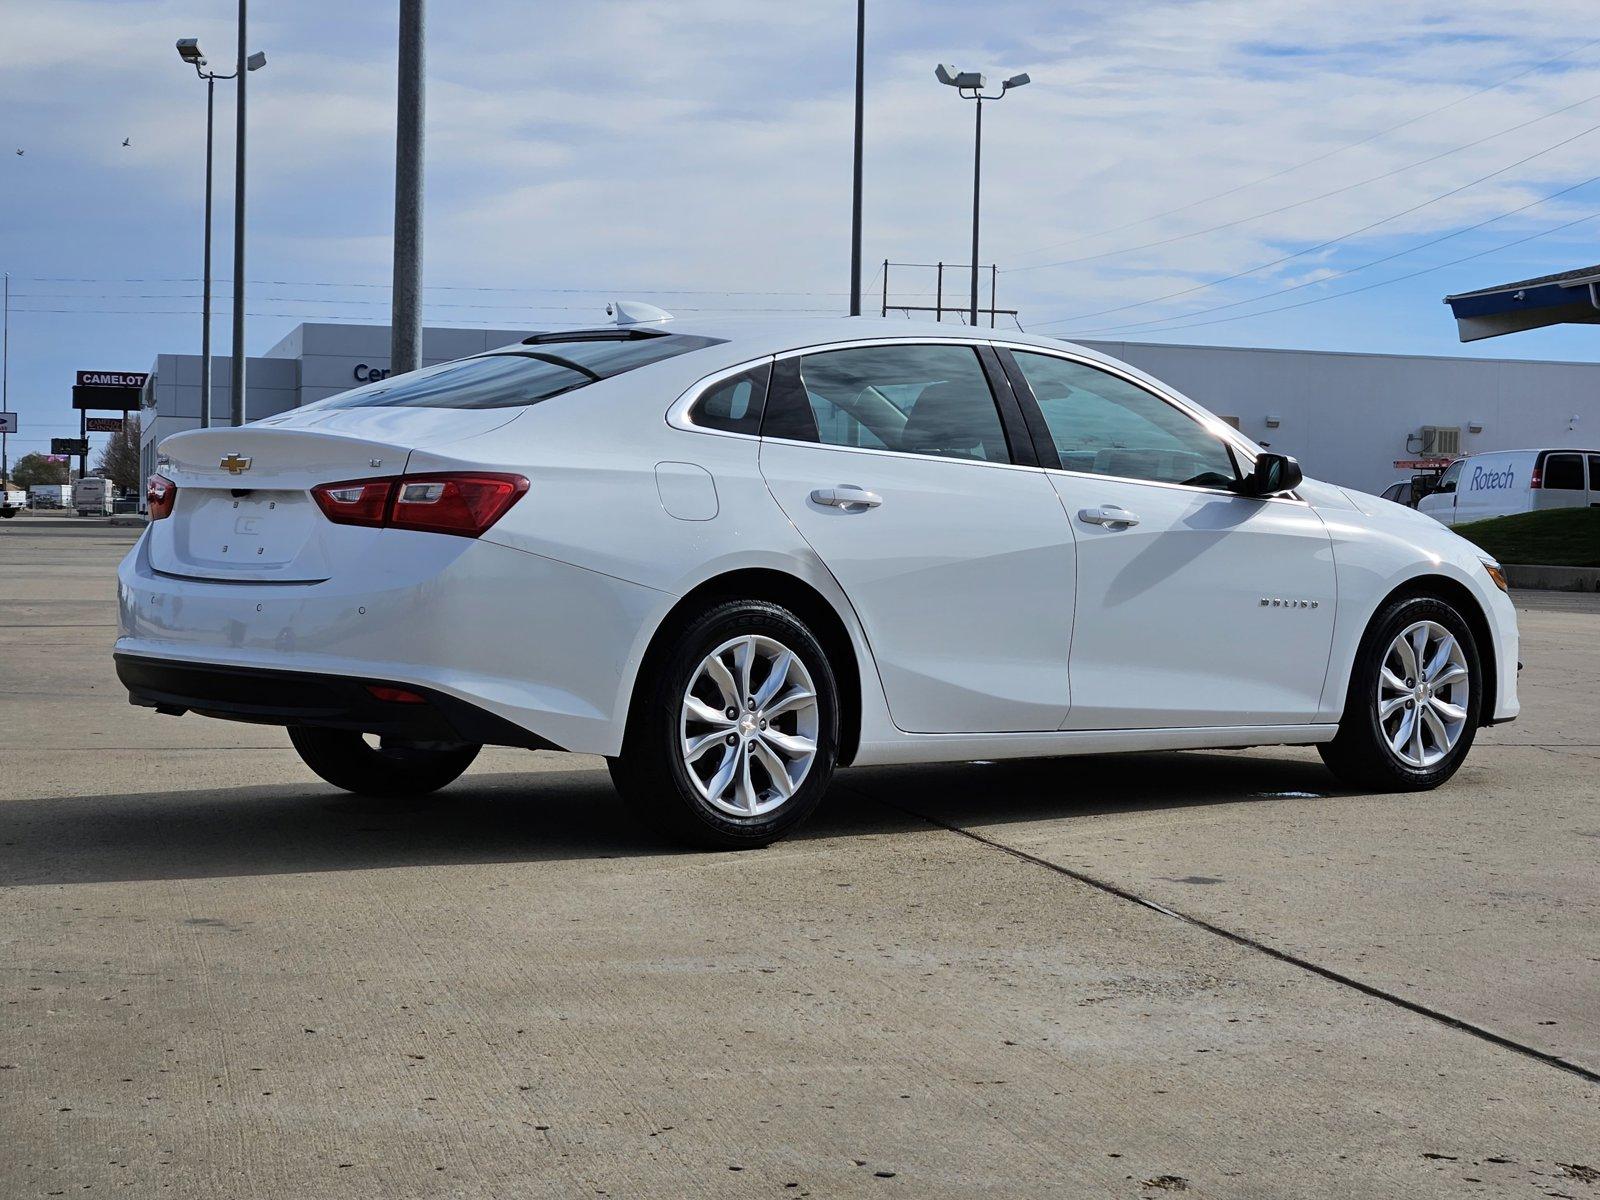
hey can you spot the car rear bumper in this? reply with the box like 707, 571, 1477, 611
116, 528, 665, 756
115, 652, 559, 749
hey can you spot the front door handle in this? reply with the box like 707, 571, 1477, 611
811, 485, 883, 510
1078, 504, 1140, 528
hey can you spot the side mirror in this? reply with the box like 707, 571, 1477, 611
1242, 452, 1302, 497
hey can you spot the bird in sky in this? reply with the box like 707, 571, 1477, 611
121, 137, 131, 148
14, 148, 23, 156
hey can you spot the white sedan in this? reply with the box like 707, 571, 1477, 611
117, 315, 1519, 847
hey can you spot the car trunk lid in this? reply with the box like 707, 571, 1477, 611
147, 408, 519, 582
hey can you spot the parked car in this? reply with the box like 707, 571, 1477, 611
115, 316, 1521, 847
1417, 448, 1600, 526
1, 487, 25, 518
73, 476, 112, 516
1379, 478, 1427, 507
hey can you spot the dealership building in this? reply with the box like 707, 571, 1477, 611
138, 320, 1598, 495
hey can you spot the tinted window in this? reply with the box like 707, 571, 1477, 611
311, 333, 723, 411
1437, 460, 1462, 493
1590, 455, 1600, 490
1012, 352, 1237, 488
776, 344, 1008, 463
1544, 453, 1584, 490
1381, 482, 1407, 503
793, 345, 1004, 464
689, 365, 769, 435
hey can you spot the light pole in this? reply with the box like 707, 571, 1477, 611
176, 38, 263, 430
934, 65, 1029, 325
849, 0, 865, 316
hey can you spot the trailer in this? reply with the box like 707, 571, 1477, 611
28, 483, 73, 509
73, 476, 113, 516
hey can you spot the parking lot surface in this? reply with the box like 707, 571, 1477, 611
2, 511, 1596, 1198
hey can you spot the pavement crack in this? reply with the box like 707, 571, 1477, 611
860, 788, 1600, 1088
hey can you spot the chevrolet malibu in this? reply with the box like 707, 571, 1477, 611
117, 315, 1519, 847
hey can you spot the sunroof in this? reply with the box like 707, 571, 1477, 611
521, 328, 671, 345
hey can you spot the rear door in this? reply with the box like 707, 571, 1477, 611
1002, 348, 1336, 730
757, 340, 1076, 734
1536, 452, 1588, 513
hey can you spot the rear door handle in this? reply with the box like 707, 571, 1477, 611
811, 485, 883, 510
1077, 504, 1140, 528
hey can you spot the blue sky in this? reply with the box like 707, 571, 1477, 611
3, 0, 1600, 461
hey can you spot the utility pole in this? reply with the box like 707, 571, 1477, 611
230, 0, 248, 426
2, 273, 9, 487
391, 0, 425, 375
848, 0, 865, 317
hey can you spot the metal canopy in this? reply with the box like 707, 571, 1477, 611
1444, 263, 1600, 342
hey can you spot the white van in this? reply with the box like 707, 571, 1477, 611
1417, 448, 1599, 526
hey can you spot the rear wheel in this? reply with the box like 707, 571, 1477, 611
287, 726, 479, 796
609, 599, 839, 849
1319, 594, 1481, 791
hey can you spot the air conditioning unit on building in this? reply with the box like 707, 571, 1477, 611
1419, 425, 1461, 457
1218, 415, 1241, 430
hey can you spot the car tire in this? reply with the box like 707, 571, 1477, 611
1318, 594, 1482, 792
287, 726, 480, 796
609, 599, 840, 850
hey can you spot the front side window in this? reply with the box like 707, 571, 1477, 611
776, 344, 1009, 463
310, 333, 724, 411
1437, 460, 1463, 493
1543, 453, 1584, 490
1011, 351, 1238, 489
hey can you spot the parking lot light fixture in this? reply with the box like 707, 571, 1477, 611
934, 62, 1031, 325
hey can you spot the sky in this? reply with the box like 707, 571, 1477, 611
3, 0, 1600, 462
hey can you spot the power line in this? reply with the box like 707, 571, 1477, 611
14, 275, 851, 298
1008, 87, 1600, 273
1031, 171, 1600, 331
1055, 208, 1600, 339
1012, 36, 1600, 259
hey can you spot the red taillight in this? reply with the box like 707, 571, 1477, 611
389, 473, 528, 537
311, 473, 527, 538
1530, 460, 1543, 489
146, 473, 177, 520
365, 684, 426, 704
311, 479, 393, 527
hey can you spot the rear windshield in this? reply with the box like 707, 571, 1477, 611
309, 333, 724, 411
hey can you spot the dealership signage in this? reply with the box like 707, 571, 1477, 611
353, 363, 392, 383
72, 369, 149, 411
0, 411, 16, 435
85, 417, 127, 433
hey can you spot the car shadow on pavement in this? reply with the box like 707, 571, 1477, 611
0, 750, 1338, 887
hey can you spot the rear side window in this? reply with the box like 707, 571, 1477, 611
1590, 455, 1600, 490
688, 365, 770, 435
765, 344, 1010, 463
1543, 453, 1585, 490
311, 333, 724, 411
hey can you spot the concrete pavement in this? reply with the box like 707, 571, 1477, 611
2, 511, 1596, 1198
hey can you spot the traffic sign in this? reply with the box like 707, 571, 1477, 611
85, 417, 126, 433
0, 411, 16, 434
51, 438, 89, 456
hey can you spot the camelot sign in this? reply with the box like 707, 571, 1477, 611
72, 370, 149, 411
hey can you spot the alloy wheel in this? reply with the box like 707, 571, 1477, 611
680, 634, 819, 817
1376, 619, 1470, 769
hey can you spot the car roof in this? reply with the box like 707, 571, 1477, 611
480, 314, 1107, 369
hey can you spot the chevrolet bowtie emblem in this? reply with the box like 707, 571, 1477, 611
220, 453, 253, 475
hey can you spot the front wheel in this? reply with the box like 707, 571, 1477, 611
288, 726, 479, 796
609, 599, 840, 849
1319, 594, 1482, 791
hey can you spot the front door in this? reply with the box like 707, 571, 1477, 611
757, 341, 1076, 734
1004, 348, 1337, 730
